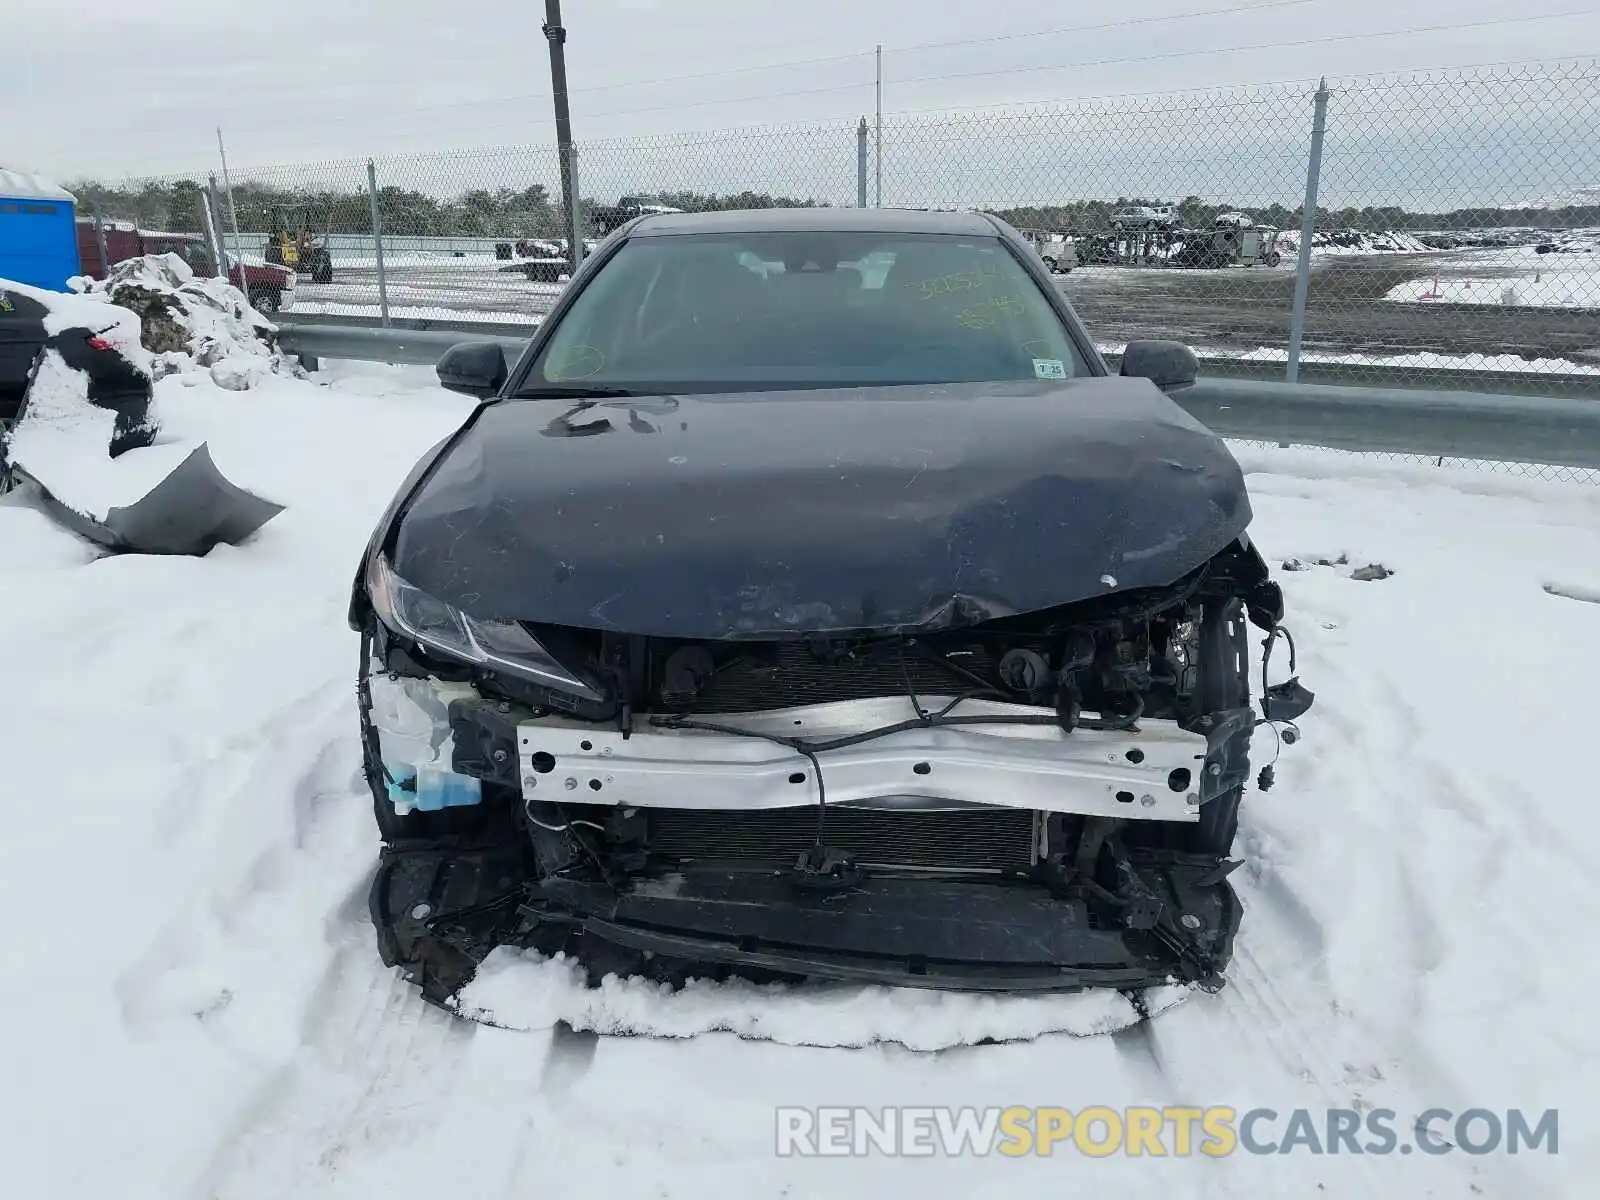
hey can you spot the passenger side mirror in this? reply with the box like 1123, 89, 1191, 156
436, 341, 508, 399
1119, 339, 1197, 390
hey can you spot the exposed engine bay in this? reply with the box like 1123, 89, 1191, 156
358, 536, 1314, 1006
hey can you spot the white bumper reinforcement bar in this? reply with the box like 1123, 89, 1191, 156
517, 696, 1205, 822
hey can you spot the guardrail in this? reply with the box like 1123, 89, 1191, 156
280, 322, 529, 369
279, 312, 1600, 400
272, 319, 1600, 472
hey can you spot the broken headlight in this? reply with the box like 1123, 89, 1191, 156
365, 554, 603, 701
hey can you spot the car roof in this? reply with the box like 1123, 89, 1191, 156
627, 206, 1004, 238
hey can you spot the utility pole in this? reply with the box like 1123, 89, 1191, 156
543, 0, 584, 270
216, 128, 247, 288
1285, 78, 1331, 384
874, 45, 883, 207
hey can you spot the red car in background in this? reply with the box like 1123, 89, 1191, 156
74, 220, 296, 313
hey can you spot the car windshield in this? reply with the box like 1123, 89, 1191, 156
525, 230, 1088, 393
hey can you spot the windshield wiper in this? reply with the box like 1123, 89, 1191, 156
512, 384, 637, 399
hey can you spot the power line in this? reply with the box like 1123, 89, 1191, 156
875, 51, 1599, 120
378, 9, 1600, 129
113, 13, 1595, 169
575, 10, 1598, 119
117, 47, 1599, 178
193, 0, 1326, 136
889, 10, 1600, 89
564, 0, 1324, 97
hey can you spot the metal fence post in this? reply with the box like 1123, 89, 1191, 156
1286, 77, 1330, 384
92, 213, 110, 280
366, 159, 390, 327
204, 175, 228, 284
216, 129, 248, 293
857, 118, 869, 207
566, 143, 584, 270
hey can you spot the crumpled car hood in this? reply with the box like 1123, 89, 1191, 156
390, 376, 1251, 638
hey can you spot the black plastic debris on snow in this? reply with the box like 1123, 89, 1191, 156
2, 343, 284, 557
1279, 555, 1392, 581
12, 443, 285, 556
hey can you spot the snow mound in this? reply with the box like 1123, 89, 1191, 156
70, 254, 303, 385
1278, 228, 1431, 256
452, 948, 1191, 1047
1535, 230, 1600, 254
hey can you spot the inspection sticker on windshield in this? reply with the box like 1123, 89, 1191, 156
1032, 358, 1067, 380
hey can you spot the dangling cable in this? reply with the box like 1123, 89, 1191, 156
801, 745, 828, 849
1259, 625, 1298, 715
898, 643, 934, 722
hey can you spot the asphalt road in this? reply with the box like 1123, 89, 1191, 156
292, 253, 1599, 366
1060, 253, 1600, 364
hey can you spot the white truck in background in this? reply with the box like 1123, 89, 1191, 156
1017, 228, 1076, 273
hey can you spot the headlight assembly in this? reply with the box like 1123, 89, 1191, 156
365, 554, 603, 701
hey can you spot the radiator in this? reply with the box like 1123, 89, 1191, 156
690, 642, 1002, 714
642, 804, 1038, 872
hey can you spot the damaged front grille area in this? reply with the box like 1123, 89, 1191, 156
639, 804, 1039, 873
502, 543, 1290, 731
685, 642, 1002, 714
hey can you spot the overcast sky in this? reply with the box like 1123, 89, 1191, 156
5, 0, 1595, 180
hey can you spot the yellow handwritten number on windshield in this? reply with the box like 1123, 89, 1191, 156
955, 295, 1024, 329
905, 261, 999, 300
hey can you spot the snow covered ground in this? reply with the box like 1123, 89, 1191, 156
286, 299, 549, 325
1386, 268, 1599, 309
1186, 344, 1600, 376
1373, 235, 1600, 311
2, 360, 1598, 1198
330, 252, 523, 271
1067, 341, 1600, 379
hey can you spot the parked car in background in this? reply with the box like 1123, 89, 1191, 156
514, 238, 564, 259
74, 220, 296, 313
589, 196, 686, 237
1, 276, 153, 483
1111, 204, 1179, 231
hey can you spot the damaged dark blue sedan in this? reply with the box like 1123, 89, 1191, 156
347, 207, 1313, 1008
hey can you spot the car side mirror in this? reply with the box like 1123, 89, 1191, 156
436, 341, 508, 399
1119, 339, 1197, 390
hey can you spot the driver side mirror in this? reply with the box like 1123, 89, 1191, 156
1119, 339, 1197, 390
436, 341, 508, 399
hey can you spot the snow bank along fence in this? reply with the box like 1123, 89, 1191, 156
81, 59, 1600, 394
271, 317, 1600, 480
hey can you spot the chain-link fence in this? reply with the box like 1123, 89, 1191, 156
73, 58, 1599, 401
